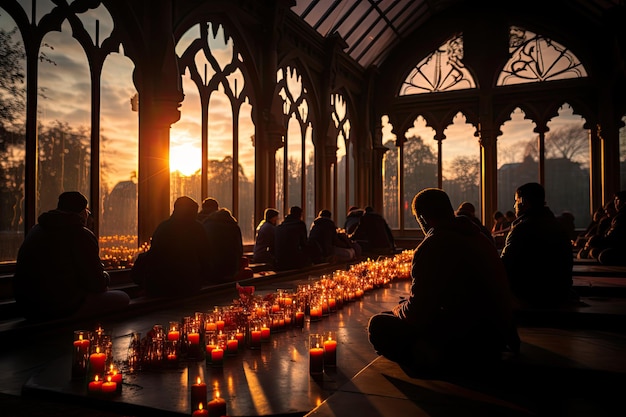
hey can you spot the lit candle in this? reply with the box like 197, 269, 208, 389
89, 347, 106, 377
107, 365, 123, 392
260, 324, 270, 342
205, 341, 217, 356
88, 375, 103, 393
192, 403, 209, 417
215, 319, 225, 332
309, 344, 324, 375
191, 377, 207, 411
235, 330, 245, 348
249, 328, 261, 349
73, 335, 90, 352
167, 330, 180, 341
101, 375, 117, 394
188, 332, 200, 345
295, 311, 305, 328
207, 392, 227, 417
210, 347, 224, 367
205, 321, 217, 333
226, 338, 238, 355
323, 336, 337, 367
309, 305, 322, 321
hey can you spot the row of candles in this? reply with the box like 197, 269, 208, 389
71, 251, 413, 414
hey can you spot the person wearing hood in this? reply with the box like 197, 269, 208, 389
500, 182, 575, 307
309, 209, 356, 263
133, 196, 211, 297
367, 188, 518, 376
13, 191, 130, 321
203, 206, 244, 283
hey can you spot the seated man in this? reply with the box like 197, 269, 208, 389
203, 206, 245, 283
500, 182, 575, 307
349, 206, 395, 255
367, 188, 518, 376
586, 190, 626, 265
274, 206, 314, 270
132, 196, 212, 297
13, 191, 130, 321
253, 208, 280, 265
308, 209, 356, 263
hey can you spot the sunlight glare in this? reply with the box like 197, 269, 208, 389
170, 143, 201, 176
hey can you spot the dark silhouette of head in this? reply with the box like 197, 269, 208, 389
319, 209, 332, 218
57, 191, 88, 213
173, 196, 199, 219
289, 206, 303, 218
201, 197, 219, 213
264, 208, 279, 221
412, 188, 455, 232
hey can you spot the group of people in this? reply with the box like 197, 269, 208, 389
252, 204, 394, 271
368, 182, 583, 377
574, 190, 626, 265
13, 184, 625, 379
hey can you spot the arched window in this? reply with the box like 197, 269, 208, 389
175, 22, 255, 242
331, 92, 353, 226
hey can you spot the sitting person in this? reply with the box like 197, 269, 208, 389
203, 205, 245, 282
253, 208, 280, 265
349, 206, 395, 255
491, 210, 511, 250
308, 209, 356, 263
367, 188, 518, 376
343, 206, 364, 235
585, 190, 626, 265
197, 197, 218, 223
500, 182, 575, 307
577, 200, 616, 259
456, 201, 495, 245
13, 191, 130, 321
274, 206, 314, 270
132, 196, 211, 297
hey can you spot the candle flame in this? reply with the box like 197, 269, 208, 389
107, 375, 112, 382
94, 375, 99, 382
197, 376, 202, 384
216, 390, 221, 399
198, 403, 204, 410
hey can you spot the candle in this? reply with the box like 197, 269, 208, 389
260, 325, 270, 342
226, 338, 238, 355
309, 345, 324, 375
249, 329, 261, 349
191, 377, 207, 410
323, 337, 337, 367
295, 311, 305, 328
207, 392, 227, 417
167, 330, 180, 341
89, 347, 106, 377
101, 375, 117, 394
309, 305, 322, 321
72, 333, 91, 379
210, 347, 224, 367
205, 322, 217, 333
88, 375, 103, 393
193, 403, 209, 417
188, 332, 200, 345
235, 330, 245, 348
215, 319, 225, 332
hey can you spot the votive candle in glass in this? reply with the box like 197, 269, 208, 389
309, 334, 324, 375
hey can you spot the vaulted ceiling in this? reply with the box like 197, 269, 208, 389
290, 0, 625, 68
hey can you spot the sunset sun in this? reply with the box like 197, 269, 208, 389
170, 143, 201, 176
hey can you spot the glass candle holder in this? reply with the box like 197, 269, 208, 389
247, 320, 262, 349
72, 330, 91, 379
323, 331, 337, 368
309, 334, 324, 375
225, 332, 239, 356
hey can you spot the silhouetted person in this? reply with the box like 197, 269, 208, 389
586, 190, 626, 265
556, 211, 577, 242
253, 208, 279, 265
13, 191, 130, 321
274, 206, 313, 270
491, 210, 511, 250
309, 209, 356, 263
367, 188, 518, 376
500, 182, 575, 307
349, 206, 395, 255
203, 206, 244, 282
132, 196, 211, 297
197, 197, 219, 223
456, 201, 495, 245
343, 206, 364, 235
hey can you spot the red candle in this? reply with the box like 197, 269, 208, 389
88, 375, 103, 393
89, 347, 106, 376
215, 320, 225, 332
249, 329, 261, 349
309, 346, 324, 375
193, 403, 209, 417
206, 342, 217, 356
205, 322, 217, 332
73, 337, 90, 352
226, 338, 238, 354
167, 330, 180, 341
295, 311, 305, 327
191, 377, 207, 410
323, 338, 337, 367
101, 375, 117, 394
260, 325, 270, 342
210, 347, 224, 366
188, 332, 200, 345
207, 393, 227, 417
235, 331, 245, 346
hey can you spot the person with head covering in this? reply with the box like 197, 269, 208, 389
13, 191, 130, 321
348, 206, 395, 255
500, 182, 575, 307
274, 206, 314, 270
253, 208, 280, 264
367, 188, 518, 376
133, 196, 212, 297
202, 205, 244, 283
344, 206, 364, 235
